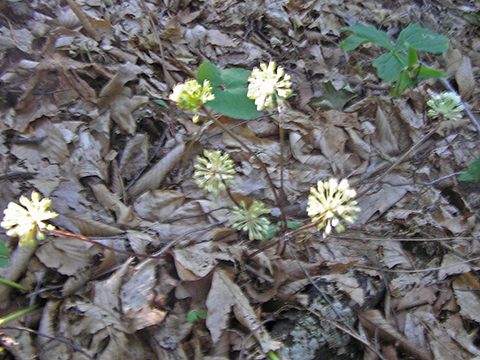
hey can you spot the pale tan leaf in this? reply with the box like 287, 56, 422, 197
133, 190, 185, 222
438, 253, 472, 280
172, 243, 219, 281
443, 314, 480, 356
453, 276, 480, 323
89, 181, 140, 227
119, 133, 149, 180
127, 142, 186, 199
110, 93, 149, 135
206, 268, 281, 353
373, 106, 399, 155
359, 309, 431, 360
36, 238, 89, 276
63, 211, 124, 237
455, 56, 475, 100
397, 287, 436, 311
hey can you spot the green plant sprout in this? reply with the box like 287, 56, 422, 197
307, 178, 360, 237
340, 23, 449, 97
1, 191, 58, 247
187, 309, 207, 323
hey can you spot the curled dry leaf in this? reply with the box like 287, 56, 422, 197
127, 142, 186, 199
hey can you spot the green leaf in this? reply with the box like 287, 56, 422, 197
459, 157, 480, 182
0, 242, 10, 268
187, 310, 199, 323
373, 52, 408, 82
391, 71, 412, 97
340, 24, 394, 51
395, 23, 449, 54
197, 62, 260, 120
151, 98, 169, 109
407, 44, 418, 67
416, 66, 447, 80
309, 81, 357, 110
197, 309, 207, 319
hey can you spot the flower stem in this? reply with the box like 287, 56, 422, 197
0, 278, 29, 292
0, 307, 34, 326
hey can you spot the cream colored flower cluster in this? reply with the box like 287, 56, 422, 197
307, 179, 359, 237
247, 61, 292, 111
427, 91, 464, 121
169, 79, 215, 123
1, 191, 57, 246
193, 150, 236, 196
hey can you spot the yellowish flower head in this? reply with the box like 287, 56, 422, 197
427, 91, 464, 121
232, 200, 271, 241
307, 178, 359, 237
193, 150, 236, 196
247, 61, 292, 111
1, 191, 58, 246
169, 79, 215, 122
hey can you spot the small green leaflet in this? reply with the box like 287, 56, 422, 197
459, 157, 480, 182
151, 98, 169, 109
0, 241, 10, 268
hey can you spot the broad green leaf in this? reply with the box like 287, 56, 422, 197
197, 62, 260, 120
373, 52, 408, 82
339, 35, 373, 52
416, 66, 447, 80
340, 24, 394, 51
309, 81, 357, 110
459, 157, 480, 182
395, 24, 449, 53
0, 242, 10, 268
407, 44, 418, 67
391, 71, 411, 97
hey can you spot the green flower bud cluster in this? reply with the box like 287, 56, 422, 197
169, 79, 215, 123
193, 150, 236, 196
232, 201, 271, 241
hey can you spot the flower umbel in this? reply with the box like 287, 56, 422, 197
1, 191, 58, 246
169, 79, 215, 123
427, 91, 464, 121
232, 201, 271, 241
193, 150, 236, 196
247, 61, 292, 111
307, 178, 359, 237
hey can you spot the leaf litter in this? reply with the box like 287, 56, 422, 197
1, 0, 480, 359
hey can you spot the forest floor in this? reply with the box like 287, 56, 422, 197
1, 0, 480, 359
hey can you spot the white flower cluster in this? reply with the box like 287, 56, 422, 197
1, 191, 57, 246
427, 91, 464, 121
307, 179, 359, 237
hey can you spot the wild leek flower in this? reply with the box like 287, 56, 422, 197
307, 179, 359, 237
427, 91, 464, 121
193, 150, 236, 196
232, 201, 271, 240
247, 61, 292, 111
169, 79, 215, 123
1, 191, 58, 247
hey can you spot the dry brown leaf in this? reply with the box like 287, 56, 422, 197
453, 275, 480, 323
133, 190, 185, 222
172, 243, 220, 281
373, 105, 399, 155
455, 56, 475, 100
206, 268, 281, 353
396, 287, 436, 311
63, 211, 124, 237
359, 309, 432, 360
119, 133, 149, 180
89, 181, 140, 227
36, 237, 89, 276
127, 142, 186, 199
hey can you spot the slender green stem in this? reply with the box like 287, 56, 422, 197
0, 278, 29, 292
0, 307, 34, 326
